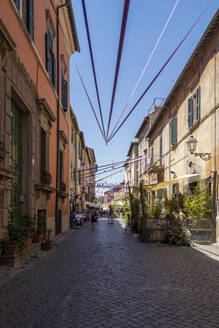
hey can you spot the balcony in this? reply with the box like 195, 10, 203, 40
40, 169, 52, 185
60, 181, 66, 192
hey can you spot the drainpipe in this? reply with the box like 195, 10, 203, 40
55, 0, 70, 234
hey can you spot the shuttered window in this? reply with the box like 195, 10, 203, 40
71, 127, 74, 143
188, 97, 193, 128
14, 0, 20, 11
188, 86, 201, 128
26, 0, 34, 41
78, 141, 81, 158
61, 69, 68, 111
196, 86, 200, 122
40, 128, 46, 171
59, 150, 64, 183
151, 146, 154, 165
171, 117, 177, 145
159, 135, 163, 165
45, 28, 56, 88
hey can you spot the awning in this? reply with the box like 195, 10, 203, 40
145, 174, 199, 191
85, 201, 100, 208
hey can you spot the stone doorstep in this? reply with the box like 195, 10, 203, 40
0, 243, 41, 267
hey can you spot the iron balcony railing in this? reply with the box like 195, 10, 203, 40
60, 181, 66, 192
41, 168, 52, 185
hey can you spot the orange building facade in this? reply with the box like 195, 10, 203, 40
0, 0, 79, 239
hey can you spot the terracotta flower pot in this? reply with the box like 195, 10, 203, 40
41, 240, 54, 251
5, 244, 19, 256
25, 238, 32, 248
32, 233, 44, 243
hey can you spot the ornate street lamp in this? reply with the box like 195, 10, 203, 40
186, 136, 211, 161
0, 141, 6, 161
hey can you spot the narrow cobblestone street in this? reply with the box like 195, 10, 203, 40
1, 218, 219, 328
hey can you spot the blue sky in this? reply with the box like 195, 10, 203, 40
70, 0, 218, 192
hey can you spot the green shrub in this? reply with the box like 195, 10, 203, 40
150, 199, 163, 218
166, 218, 191, 246
184, 184, 212, 227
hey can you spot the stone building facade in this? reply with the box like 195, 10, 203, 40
128, 9, 219, 241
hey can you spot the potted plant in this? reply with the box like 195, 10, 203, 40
150, 199, 163, 220
5, 220, 25, 255
41, 229, 54, 251
22, 215, 34, 248
32, 214, 46, 243
184, 184, 212, 228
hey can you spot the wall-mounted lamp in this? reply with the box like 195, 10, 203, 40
186, 136, 211, 161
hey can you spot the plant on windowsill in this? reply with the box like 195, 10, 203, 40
41, 229, 54, 251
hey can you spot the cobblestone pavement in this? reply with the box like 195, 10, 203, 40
1, 218, 219, 328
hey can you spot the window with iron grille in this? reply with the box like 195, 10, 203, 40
45, 27, 56, 88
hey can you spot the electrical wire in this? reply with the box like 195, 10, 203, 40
80, 156, 145, 180
81, 0, 106, 137
106, 0, 130, 139
95, 169, 124, 183
107, 0, 179, 141
73, 155, 147, 174
74, 63, 106, 141
107, 0, 213, 143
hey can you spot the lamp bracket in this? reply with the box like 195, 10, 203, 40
192, 152, 211, 161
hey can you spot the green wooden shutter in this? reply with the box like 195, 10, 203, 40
63, 80, 68, 111
160, 135, 162, 165
45, 33, 49, 71
171, 117, 177, 145
196, 86, 200, 122
14, 0, 20, 10
151, 146, 154, 165
188, 97, 193, 128
27, 0, 34, 41
78, 141, 81, 157
71, 127, 74, 143
52, 54, 56, 89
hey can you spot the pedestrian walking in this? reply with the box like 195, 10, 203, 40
90, 208, 97, 229
108, 205, 114, 224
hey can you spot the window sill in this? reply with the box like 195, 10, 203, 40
0, 167, 18, 180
